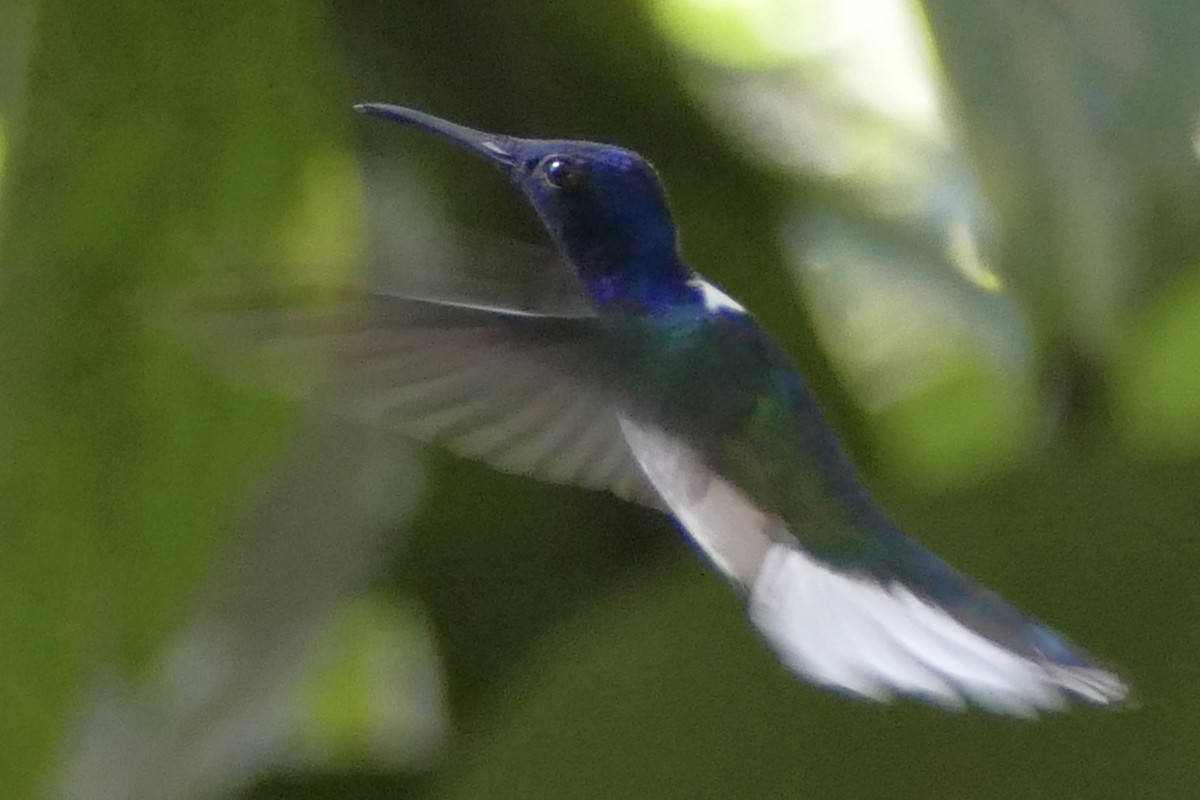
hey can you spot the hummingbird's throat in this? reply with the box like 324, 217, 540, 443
564, 238, 693, 313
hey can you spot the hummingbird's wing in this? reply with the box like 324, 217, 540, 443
612, 317, 1129, 716
196, 291, 661, 508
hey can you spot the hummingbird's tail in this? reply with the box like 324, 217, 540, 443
748, 538, 1130, 715
618, 417, 1129, 716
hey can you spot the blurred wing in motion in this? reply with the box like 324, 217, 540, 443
189, 289, 661, 508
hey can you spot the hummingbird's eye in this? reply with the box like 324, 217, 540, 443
540, 156, 582, 190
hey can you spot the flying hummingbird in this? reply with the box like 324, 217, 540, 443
269, 103, 1128, 715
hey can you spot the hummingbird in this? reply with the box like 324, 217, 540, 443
298, 103, 1128, 715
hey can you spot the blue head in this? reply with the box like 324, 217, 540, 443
356, 104, 692, 311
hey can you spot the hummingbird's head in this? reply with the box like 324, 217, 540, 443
356, 104, 685, 308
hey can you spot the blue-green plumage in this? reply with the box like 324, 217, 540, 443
306, 104, 1128, 713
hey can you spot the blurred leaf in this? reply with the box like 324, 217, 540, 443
786, 211, 1033, 485
1116, 265, 1200, 456
0, 0, 348, 794
59, 420, 422, 800
922, 0, 1200, 358
873, 360, 1035, 487
291, 593, 447, 770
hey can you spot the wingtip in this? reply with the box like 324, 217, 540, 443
352, 102, 408, 120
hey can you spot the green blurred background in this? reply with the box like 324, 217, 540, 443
1, 0, 1198, 798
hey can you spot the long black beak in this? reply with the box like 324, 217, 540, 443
353, 103, 518, 174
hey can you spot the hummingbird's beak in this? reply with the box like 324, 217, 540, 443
354, 103, 518, 174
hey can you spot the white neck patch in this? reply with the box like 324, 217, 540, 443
688, 278, 746, 314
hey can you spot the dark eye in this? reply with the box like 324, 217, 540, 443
540, 156, 582, 190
